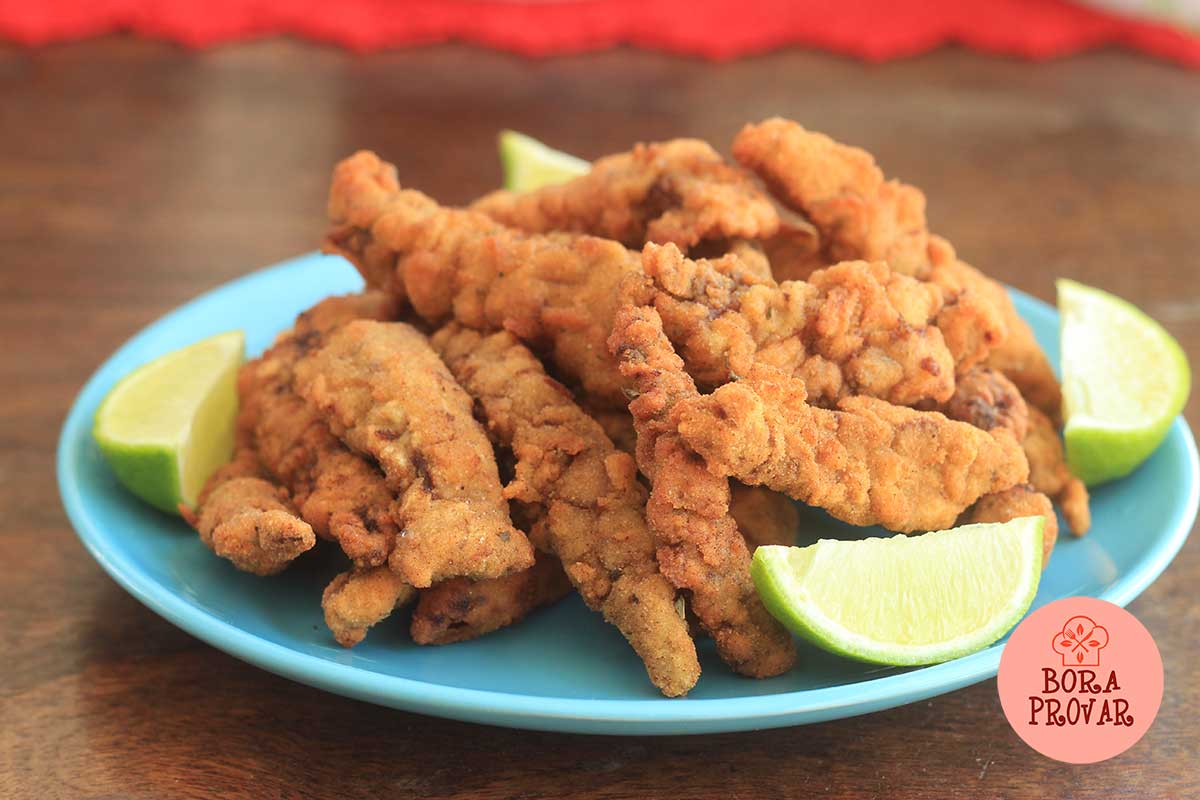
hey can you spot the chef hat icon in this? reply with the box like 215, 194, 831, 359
1052, 615, 1110, 666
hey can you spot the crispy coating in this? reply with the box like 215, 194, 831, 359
242, 292, 401, 568
322, 566, 417, 647
734, 118, 1059, 408
472, 139, 779, 249
610, 306, 796, 679
689, 237, 776, 284
943, 367, 1030, 442
730, 484, 799, 550
1024, 407, 1091, 536
733, 119, 1006, 371
328, 152, 953, 412
431, 324, 702, 696
732, 118, 932, 277
183, 450, 316, 576
963, 485, 1058, 568
410, 553, 572, 645
325, 151, 642, 406
673, 363, 1029, 533
294, 320, 534, 588
639, 242, 953, 406
927, 237, 1062, 415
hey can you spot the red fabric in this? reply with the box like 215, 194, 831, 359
2, 0, 1198, 67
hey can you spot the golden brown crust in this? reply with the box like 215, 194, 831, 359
639, 242, 954, 406
431, 323, 702, 696
610, 306, 796, 679
732, 118, 931, 277
322, 566, 417, 647
410, 553, 572, 645
733, 119, 1023, 380
473, 139, 779, 249
963, 484, 1059, 568
184, 451, 315, 577
326, 151, 642, 406
926, 241, 1059, 411
294, 321, 534, 588
943, 367, 1030, 442
241, 292, 401, 568
673, 364, 1029, 533
327, 152, 980, 416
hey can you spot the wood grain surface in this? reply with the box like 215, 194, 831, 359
2, 38, 1197, 800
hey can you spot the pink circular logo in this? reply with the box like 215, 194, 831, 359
997, 597, 1163, 763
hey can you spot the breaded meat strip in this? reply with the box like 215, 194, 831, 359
472, 139, 779, 249
431, 324, 702, 697
326, 151, 642, 406
733, 118, 1056, 408
637, 242, 954, 406
410, 553, 572, 646
1024, 407, 1091, 536
610, 306, 796, 679
183, 449, 315, 576
671, 364, 1029, 533
243, 292, 403, 568
322, 566, 417, 647
294, 321, 534, 588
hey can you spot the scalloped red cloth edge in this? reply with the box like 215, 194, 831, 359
3, 0, 1198, 67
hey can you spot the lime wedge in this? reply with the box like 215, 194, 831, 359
93, 331, 244, 513
499, 130, 589, 192
1058, 279, 1190, 486
751, 518, 1044, 665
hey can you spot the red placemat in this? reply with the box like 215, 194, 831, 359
2, 0, 1198, 67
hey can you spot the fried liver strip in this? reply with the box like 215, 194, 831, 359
241, 292, 402, 568
579, 407, 799, 552
638, 242, 954, 406
322, 566, 417, 647
183, 449, 316, 576
326, 152, 957, 411
294, 320, 534, 588
410, 553, 572, 645
610, 306, 796, 679
431, 324, 702, 696
942, 366, 1030, 442
185, 294, 399, 575
732, 118, 1050, 396
672, 363, 1029, 533
472, 139, 780, 249
325, 151, 642, 406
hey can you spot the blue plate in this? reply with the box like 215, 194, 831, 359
58, 252, 1198, 735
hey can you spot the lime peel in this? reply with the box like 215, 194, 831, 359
1059, 279, 1190, 486
499, 130, 589, 193
93, 330, 244, 513
751, 517, 1044, 666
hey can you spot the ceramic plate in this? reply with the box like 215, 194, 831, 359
58, 253, 1198, 734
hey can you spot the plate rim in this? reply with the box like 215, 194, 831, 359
56, 252, 1200, 734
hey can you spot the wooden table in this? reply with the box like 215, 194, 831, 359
2, 38, 1197, 799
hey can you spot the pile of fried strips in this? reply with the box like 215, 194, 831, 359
184, 118, 1090, 697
